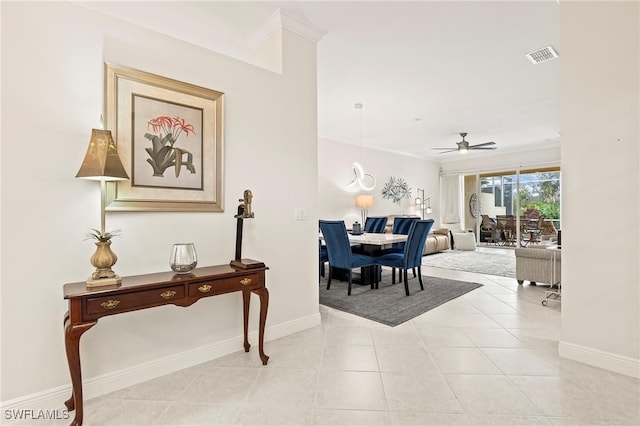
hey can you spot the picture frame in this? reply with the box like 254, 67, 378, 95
104, 63, 224, 212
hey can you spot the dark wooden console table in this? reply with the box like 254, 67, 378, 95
62, 264, 269, 426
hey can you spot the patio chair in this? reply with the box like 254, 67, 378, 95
496, 215, 517, 246
521, 214, 544, 246
480, 214, 500, 244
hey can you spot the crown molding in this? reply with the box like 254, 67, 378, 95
247, 8, 326, 49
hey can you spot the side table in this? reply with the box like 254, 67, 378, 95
542, 246, 561, 305
63, 264, 269, 426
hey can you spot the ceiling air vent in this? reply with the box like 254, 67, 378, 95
526, 46, 559, 64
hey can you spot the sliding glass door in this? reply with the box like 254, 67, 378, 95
466, 167, 561, 246
518, 168, 561, 234
478, 171, 517, 244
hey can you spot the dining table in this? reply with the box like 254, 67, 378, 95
320, 232, 409, 286
348, 232, 408, 248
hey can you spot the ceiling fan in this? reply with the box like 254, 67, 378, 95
433, 133, 497, 154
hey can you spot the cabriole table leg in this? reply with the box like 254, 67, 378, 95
64, 319, 96, 426
254, 287, 270, 365
242, 289, 251, 352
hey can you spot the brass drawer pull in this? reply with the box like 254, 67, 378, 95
198, 284, 212, 293
100, 300, 120, 310
240, 278, 252, 286
160, 290, 177, 299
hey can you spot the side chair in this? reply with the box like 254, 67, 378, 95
353, 216, 389, 255
364, 216, 388, 233
381, 216, 419, 283
319, 220, 379, 296
319, 239, 328, 279
374, 219, 434, 296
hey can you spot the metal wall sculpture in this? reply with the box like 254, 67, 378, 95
381, 177, 412, 205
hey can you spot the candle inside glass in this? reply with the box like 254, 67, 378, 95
170, 243, 197, 273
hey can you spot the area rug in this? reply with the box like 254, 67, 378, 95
423, 250, 516, 278
319, 274, 482, 326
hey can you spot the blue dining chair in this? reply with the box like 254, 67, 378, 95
364, 216, 388, 233
386, 216, 419, 252
319, 239, 329, 279
352, 216, 389, 256
319, 220, 378, 295
381, 216, 419, 283
374, 219, 434, 296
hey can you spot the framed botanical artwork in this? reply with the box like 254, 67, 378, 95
104, 63, 224, 212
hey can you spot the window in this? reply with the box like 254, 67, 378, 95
518, 169, 561, 229
480, 173, 517, 215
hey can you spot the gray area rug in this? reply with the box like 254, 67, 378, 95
319, 273, 482, 326
423, 250, 516, 278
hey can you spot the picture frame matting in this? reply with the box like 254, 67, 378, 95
104, 63, 224, 212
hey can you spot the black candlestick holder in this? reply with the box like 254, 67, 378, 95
230, 189, 265, 270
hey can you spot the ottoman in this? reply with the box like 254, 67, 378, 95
453, 232, 476, 251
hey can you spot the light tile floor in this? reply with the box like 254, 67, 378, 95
52, 259, 640, 425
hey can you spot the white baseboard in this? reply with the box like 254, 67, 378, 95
559, 340, 640, 378
0, 312, 321, 413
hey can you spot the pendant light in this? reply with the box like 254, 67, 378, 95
345, 103, 376, 190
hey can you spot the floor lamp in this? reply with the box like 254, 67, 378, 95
415, 188, 432, 219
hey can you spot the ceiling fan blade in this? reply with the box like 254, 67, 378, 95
469, 142, 496, 148
433, 135, 497, 154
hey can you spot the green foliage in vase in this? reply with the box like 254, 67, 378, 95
144, 116, 197, 178
84, 229, 121, 242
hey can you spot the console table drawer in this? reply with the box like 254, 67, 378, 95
189, 274, 261, 297
86, 285, 185, 316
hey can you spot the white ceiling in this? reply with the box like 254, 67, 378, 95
80, 1, 561, 161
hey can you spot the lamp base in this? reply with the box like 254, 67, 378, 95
230, 258, 265, 270
86, 275, 122, 288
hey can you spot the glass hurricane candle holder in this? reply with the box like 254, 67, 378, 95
170, 243, 197, 274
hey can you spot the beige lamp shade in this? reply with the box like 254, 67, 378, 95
76, 129, 129, 181
355, 194, 374, 208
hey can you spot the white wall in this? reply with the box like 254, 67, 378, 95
318, 138, 440, 227
1, 2, 320, 404
559, 1, 639, 377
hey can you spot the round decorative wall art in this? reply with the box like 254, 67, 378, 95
381, 177, 412, 205
469, 193, 479, 218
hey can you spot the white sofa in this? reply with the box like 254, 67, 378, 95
385, 215, 451, 255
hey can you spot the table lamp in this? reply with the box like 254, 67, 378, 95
355, 194, 374, 226
75, 129, 129, 287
